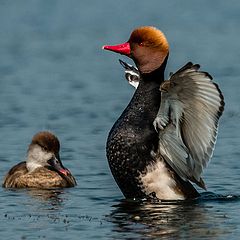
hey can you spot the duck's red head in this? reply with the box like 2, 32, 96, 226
103, 26, 169, 73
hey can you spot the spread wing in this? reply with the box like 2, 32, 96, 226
156, 62, 224, 185
119, 60, 224, 188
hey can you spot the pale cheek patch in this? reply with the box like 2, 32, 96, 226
31, 146, 52, 163
26, 145, 53, 172
139, 161, 185, 200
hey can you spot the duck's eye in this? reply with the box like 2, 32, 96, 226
42, 146, 48, 151
139, 42, 144, 46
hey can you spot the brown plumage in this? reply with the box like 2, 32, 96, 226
3, 131, 76, 189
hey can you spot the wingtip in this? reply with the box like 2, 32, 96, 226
200, 177, 207, 190
119, 59, 127, 68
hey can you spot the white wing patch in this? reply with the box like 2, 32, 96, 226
119, 59, 140, 89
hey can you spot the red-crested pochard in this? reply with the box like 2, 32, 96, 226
3, 131, 76, 188
103, 26, 224, 200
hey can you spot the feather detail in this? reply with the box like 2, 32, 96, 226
154, 62, 224, 187
119, 60, 224, 190
119, 59, 140, 88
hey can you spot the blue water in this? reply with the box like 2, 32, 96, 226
0, 1, 240, 239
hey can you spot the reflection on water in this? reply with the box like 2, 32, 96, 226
26, 189, 65, 209
5, 188, 67, 209
108, 193, 239, 239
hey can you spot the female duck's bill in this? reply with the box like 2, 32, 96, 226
2, 131, 77, 189
103, 26, 224, 200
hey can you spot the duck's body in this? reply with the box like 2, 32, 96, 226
3, 162, 76, 188
103, 26, 224, 200
107, 69, 161, 199
3, 131, 76, 189
107, 60, 199, 200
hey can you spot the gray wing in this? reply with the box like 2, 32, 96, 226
159, 124, 192, 181
156, 62, 224, 185
120, 60, 224, 187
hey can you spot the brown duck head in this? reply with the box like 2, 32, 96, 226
26, 131, 70, 176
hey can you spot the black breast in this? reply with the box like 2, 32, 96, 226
106, 77, 162, 199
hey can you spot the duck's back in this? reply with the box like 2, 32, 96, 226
3, 162, 76, 188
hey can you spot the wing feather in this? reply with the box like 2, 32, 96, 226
158, 62, 224, 182
119, 60, 224, 188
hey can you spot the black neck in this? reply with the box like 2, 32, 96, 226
121, 55, 168, 124
109, 56, 168, 135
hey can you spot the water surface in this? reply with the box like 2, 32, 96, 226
0, 1, 240, 239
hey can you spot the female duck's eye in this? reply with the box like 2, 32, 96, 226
139, 42, 144, 46
42, 146, 48, 151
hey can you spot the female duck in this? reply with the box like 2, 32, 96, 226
103, 26, 224, 200
3, 131, 76, 188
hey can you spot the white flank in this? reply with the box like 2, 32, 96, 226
139, 161, 185, 200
